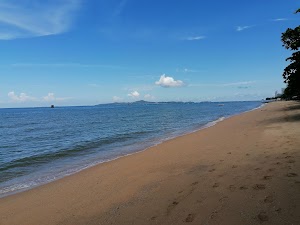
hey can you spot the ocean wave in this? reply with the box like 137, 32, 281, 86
0, 101, 263, 197
0, 130, 153, 182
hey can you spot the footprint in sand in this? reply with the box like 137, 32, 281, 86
257, 211, 269, 222
191, 181, 199, 186
185, 214, 195, 222
255, 167, 262, 171
150, 216, 157, 220
287, 173, 298, 177
212, 183, 219, 188
227, 152, 232, 155
284, 165, 292, 170
167, 201, 179, 214
287, 159, 296, 163
253, 184, 266, 190
275, 208, 282, 213
263, 175, 272, 180
210, 211, 218, 219
208, 169, 216, 172
232, 165, 238, 168
267, 168, 275, 172
239, 186, 248, 190
264, 195, 274, 203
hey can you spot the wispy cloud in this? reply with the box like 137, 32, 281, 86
0, 0, 81, 40
123, 84, 156, 92
10, 63, 123, 69
190, 81, 256, 87
184, 36, 206, 41
43, 93, 70, 102
237, 86, 250, 89
144, 94, 155, 100
8, 91, 36, 102
271, 18, 288, 22
176, 68, 202, 73
8, 91, 70, 103
113, 96, 123, 102
220, 81, 255, 87
236, 25, 253, 32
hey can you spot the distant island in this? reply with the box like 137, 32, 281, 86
95, 100, 211, 106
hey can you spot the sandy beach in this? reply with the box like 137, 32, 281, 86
0, 101, 299, 225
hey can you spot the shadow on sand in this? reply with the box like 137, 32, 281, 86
264, 101, 300, 124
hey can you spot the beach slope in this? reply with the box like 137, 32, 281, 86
0, 101, 299, 225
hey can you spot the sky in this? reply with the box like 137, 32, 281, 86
0, 0, 299, 108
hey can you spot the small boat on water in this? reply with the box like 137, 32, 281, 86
51, 105, 55, 108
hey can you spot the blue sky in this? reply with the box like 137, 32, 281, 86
0, 0, 299, 107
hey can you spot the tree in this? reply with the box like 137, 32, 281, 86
281, 9, 300, 98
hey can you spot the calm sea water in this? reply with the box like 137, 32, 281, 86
0, 101, 262, 197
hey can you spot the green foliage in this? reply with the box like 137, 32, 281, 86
281, 9, 300, 98
281, 27, 300, 50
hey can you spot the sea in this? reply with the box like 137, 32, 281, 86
0, 101, 262, 197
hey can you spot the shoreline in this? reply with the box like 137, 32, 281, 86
1, 101, 299, 225
0, 103, 263, 199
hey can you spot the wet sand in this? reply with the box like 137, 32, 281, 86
0, 101, 299, 225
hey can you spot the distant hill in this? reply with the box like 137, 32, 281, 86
130, 100, 155, 104
95, 100, 201, 106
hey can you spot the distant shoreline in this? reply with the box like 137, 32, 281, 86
0, 100, 263, 109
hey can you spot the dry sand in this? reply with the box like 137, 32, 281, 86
0, 101, 299, 225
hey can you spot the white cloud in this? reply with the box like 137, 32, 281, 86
236, 26, 252, 32
272, 18, 288, 22
184, 36, 206, 41
43, 93, 70, 102
7, 91, 70, 103
128, 91, 140, 98
221, 81, 256, 87
0, 0, 81, 40
8, 91, 36, 102
190, 81, 256, 87
43, 93, 56, 101
155, 74, 184, 88
11, 63, 122, 69
176, 68, 200, 73
144, 94, 155, 100
113, 96, 123, 102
